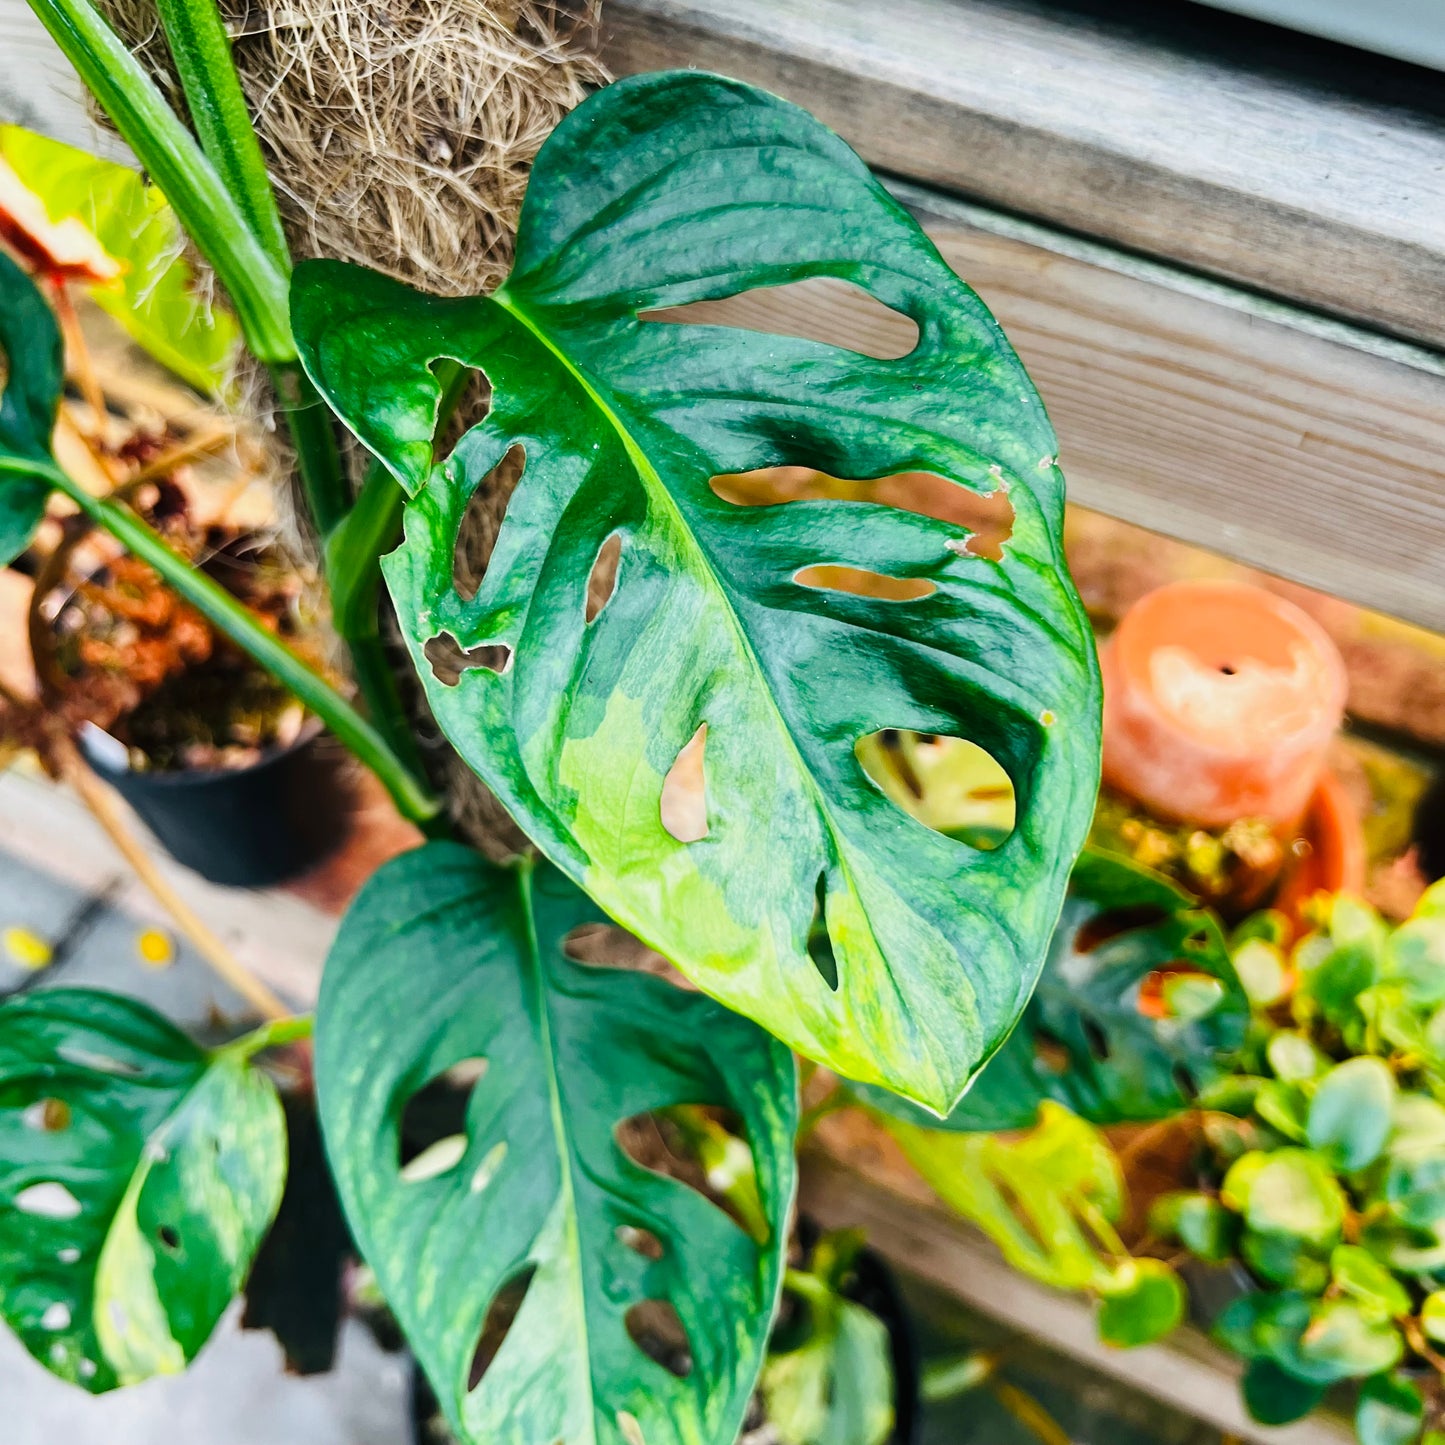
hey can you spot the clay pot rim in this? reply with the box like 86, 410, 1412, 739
1104, 578, 1349, 766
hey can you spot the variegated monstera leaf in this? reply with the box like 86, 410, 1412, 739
294, 70, 1101, 1113
314, 844, 798, 1445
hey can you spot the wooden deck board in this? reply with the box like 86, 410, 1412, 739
603, 0, 1445, 349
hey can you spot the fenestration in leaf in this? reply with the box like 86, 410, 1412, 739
314, 844, 799, 1445
294, 70, 1102, 1113
0, 990, 286, 1392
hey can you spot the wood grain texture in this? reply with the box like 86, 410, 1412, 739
800, 1145, 1356, 1445
651, 192, 1445, 632
603, 0, 1445, 348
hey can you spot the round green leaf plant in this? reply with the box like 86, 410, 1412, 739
1153, 883, 1445, 1442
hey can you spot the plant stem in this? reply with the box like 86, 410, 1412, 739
991, 1380, 1072, 1445
223, 1012, 314, 1061
49, 281, 108, 425
346, 622, 446, 836
151, 0, 290, 270
26, 0, 292, 364
271, 360, 351, 539
33, 459, 441, 827
59, 736, 294, 1020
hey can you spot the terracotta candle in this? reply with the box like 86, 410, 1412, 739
1101, 580, 1347, 831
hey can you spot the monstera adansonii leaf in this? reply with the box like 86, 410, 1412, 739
314, 842, 799, 1445
293, 70, 1102, 1114
0, 990, 288, 1391
860, 850, 1247, 1132
0, 247, 62, 565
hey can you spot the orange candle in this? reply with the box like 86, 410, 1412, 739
1101, 580, 1347, 831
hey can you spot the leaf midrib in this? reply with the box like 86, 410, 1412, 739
493, 291, 888, 997
515, 857, 598, 1441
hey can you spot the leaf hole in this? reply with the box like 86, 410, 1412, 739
660, 723, 709, 843
22, 1098, 71, 1132
709, 466, 1014, 559
586, 533, 623, 624
399, 1133, 467, 1183
639, 276, 919, 360
996, 1180, 1051, 1255
1173, 1063, 1200, 1102
793, 564, 935, 601
617, 1224, 665, 1261
470, 1140, 507, 1195
856, 730, 1016, 850
562, 923, 688, 987
14, 1182, 82, 1219
1073, 906, 1170, 954
617, 1411, 647, 1445
1081, 1016, 1111, 1062
616, 1107, 766, 1243
467, 1263, 536, 1391
158, 1224, 181, 1252
452, 443, 524, 603
625, 1299, 693, 1378
1033, 1029, 1070, 1075
397, 1059, 486, 1176
424, 632, 511, 687
806, 872, 840, 992
56, 1045, 141, 1077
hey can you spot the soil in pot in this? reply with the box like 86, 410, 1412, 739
28, 480, 350, 885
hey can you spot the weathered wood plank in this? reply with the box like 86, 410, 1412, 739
651, 188, 1445, 633
603, 0, 1445, 349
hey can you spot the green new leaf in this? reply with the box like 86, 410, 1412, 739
294, 70, 1102, 1114
1149, 1192, 1236, 1263
1241, 1359, 1325, 1426
314, 843, 799, 1445
1096, 1257, 1185, 1347
856, 850, 1245, 1130
0, 247, 62, 564
1296, 1301, 1403, 1381
1356, 1373, 1425, 1445
1308, 1058, 1396, 1172
1385, 1151, 1445, 1230
1240, 1150, 1347, 1249
0, 990, 287, 1391
0, 126, 238, 393
1216, 1291, 1397, 1388
1329, 1246, 1410, 1318
1420, 1290, 1445, 1343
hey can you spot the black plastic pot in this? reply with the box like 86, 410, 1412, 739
849, 1237, 923, 1445
78, 720, 349, 887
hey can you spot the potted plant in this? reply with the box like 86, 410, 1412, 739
1151, 883, 1445, 1443
0, 129, 373, 886
1, 3, 1112, 1442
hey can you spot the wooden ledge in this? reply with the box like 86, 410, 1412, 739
603, 0, 1445, 350
800, 1135, 1356, 1445
649, 184, 1445, 632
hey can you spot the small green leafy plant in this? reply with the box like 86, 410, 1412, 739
1, 0, 1115, 1439
1153, 883, 1445, 1443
